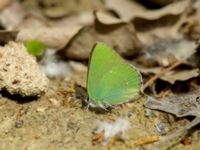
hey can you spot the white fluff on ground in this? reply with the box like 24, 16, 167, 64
40, 49, 71, 78
95, 118, 130, 144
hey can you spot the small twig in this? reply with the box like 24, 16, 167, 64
143, 60, 182, 91
154, 117, 200, 147
134, 135, 160, 146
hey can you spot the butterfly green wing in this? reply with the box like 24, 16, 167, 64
87, 43, 122, 99
93, 63, 141, 105
87, 42, 141, 105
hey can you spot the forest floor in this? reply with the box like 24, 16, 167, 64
0, 0, 200, 150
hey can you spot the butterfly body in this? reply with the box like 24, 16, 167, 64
87, 43, 142, 108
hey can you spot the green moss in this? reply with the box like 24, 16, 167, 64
25, 39, 45, 56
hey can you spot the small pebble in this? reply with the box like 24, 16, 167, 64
67, 121, 77, 130
15, 120, 23, 128
144, 108, 154, 117
36, 107, 46, 113
127, 111, 132, 118
49, 98, 60, 106
155, 122, 167, 135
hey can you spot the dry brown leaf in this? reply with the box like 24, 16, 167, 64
95, 11, 126, 25
105, 0, 144, 21
0, 1, 97, 50
62, 11, 141, 60
139, 67, 161, 75
0, 30, 18, 44
145, 0, 177, 6
134, 17, 185, 51
144, 87, 200, 148
0, 1, 26, 29
13, 11, 85, 50
180, 1, 200, 40
145, 87, 200, 117
43, 8, 67, 19
40, 0, 103, 18
160, 68, 199, 84
16, 14, 49, 29
17, 26, 82, 50
140, 66, 199, 85
139, 53, 199, 86
15, 10, 95, 50
49, 11, 94, 27
116, 0, 192, 49
105, 0, 189, 21
188, 45, 200, 68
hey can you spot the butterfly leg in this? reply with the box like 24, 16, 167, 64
98, 102, 109, 111
104, 102, 114, 109
86, 103, 90, 111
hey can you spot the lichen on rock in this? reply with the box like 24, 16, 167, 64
0, 42, 48, 97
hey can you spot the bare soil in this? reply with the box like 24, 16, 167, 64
0, 79, 199, 150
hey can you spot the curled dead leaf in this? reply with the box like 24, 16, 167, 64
106, 0, 191, 50
144, 0, 177, 6
140, 66, 199, 86
95, 11, 126, 25
17, 26, 82, 49
49, 11, 94, 27
160, 68, 199, 84
105, 0, 189, 21
144, 88, 200, 148
62, 11, 141, 60
145, 87, 200, 117
40, 0, 103, 18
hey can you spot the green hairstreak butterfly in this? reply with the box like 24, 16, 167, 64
87, 42, 142, 108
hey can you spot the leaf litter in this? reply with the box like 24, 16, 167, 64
145, 87, 200, 149
61, 11, 141, 60
0, 0, 200, 149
